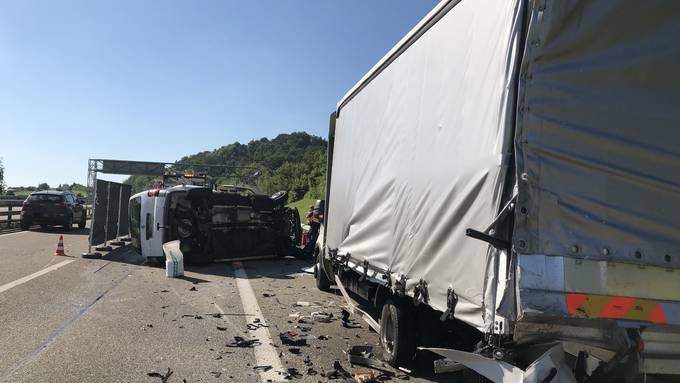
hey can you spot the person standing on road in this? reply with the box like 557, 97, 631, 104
303, 202, 323, 257
306, 205, 314, 225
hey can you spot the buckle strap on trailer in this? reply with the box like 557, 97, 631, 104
359, 260, 369, 282
440, 287, 458, 322
413, 279, 429, 306
393, 275, 407, 296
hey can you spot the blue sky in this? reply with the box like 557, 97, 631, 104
0, 0, 438, 187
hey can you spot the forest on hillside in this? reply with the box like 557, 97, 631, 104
125, 132, 327, 202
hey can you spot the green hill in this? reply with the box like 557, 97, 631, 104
125, 132, 327, 203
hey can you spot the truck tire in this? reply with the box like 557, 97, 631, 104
380, 300, 417, 367
78, 212, 86, 229
314, 249, 332, 292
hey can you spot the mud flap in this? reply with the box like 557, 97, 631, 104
420, 344, 577, 383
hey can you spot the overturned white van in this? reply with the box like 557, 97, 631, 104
129, 185, 300, 264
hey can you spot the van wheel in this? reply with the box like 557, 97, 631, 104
314, 249, 332, 292
20, 221, 31, 230
380, 299, 417, 367
78, 213, 86, 229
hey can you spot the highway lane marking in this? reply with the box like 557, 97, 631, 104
0, 230, 28, 237
0, 259, 75, 294
233, 261, 285, 382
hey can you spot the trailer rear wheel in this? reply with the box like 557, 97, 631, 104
380, 300, 417, 367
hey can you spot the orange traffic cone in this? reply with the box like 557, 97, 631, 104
53, 235, 66, 256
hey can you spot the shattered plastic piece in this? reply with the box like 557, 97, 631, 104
253, 365, 272, 372
295, 301, 311, 307
210, 371, 222, 378
226, 336, 261, 348
353, 370, 378, 383
279, 331, 307, 346
318, 335, 330, 340
289, 347, 301, 354
311, 311, 334, 323
147, 368, 173, 383
216, 326, 227, 331
262, 293, 276, 297
323, 361, 352, 379
307, 367, 318, 376
285, 368, 303, 380
347, 346, 395, 375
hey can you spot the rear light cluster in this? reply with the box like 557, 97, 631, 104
22, 200, 31, 207
148, 189, 161, 197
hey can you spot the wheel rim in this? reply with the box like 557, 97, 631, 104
381, 311, 395, 355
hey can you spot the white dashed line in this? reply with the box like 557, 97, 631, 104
0, 259, 75, 294
232, 261, 285, 382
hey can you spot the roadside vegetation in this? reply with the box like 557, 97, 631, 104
125, 132, 328, 207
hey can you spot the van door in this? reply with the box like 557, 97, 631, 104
140, 193, 165, 259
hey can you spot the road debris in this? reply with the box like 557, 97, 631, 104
311, 311, 334, 322
284, 367, 303, 380
347, 346, 396, 375
247, 318, 269, 330
210, 371, 222, 378
262, 293, 276, 297
341, 309, 362, 329
216, 326, 227, 331
353, 370, 378, 383
295, 301, 311, 307
189, 286, 197, 291
226, 336, 261, 348
279, 331, 307, 346
253, 365, 272, 372
147, 368, 173, 383
323, 361, 352, 380
289, 347, 301, 354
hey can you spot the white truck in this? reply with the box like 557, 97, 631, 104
315, 0, 680, 381
129, 185, 300, 264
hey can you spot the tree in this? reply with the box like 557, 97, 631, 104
37, 182, 50, 191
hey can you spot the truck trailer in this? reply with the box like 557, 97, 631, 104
315, 0, 680, 381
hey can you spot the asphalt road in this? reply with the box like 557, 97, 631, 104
0, 227, 459, 383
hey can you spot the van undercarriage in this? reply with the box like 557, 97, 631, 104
164, 187, 300, 264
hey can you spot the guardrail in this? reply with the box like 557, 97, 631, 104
0, 199, 93, 229
0, 200, 24, 228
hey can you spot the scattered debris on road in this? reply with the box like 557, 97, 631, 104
147, 368, 173, 383
279, 331, 308, 346
226, 336, 261, 348
347, 346, 395, 375
323, 360, 352, 380
341, 309, 362, 329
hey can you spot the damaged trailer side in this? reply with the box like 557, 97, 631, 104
318, 0, 680, 381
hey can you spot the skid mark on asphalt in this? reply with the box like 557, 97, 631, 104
0, 259, 75, 295
233, 261, 285, 382
0, 271, 130, 383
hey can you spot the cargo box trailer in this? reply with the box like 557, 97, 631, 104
315, 0, 680, 381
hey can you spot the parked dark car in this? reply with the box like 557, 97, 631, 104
20, 191, 87, 231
